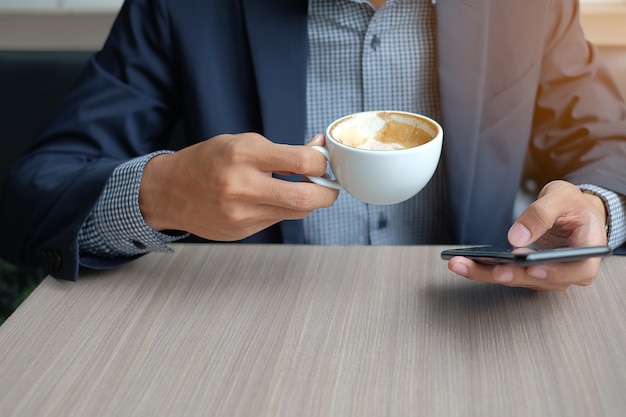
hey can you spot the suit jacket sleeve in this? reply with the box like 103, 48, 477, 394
0, 0, 180, 281
530, 0, 626, 194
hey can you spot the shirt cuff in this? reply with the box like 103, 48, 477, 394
78, 151, 189, 258
577, 184, 626, 249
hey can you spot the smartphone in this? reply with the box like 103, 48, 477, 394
440, 245, 612, 266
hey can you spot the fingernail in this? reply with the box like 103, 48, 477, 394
450, 262, 469, 277
509, 223, 531, 246
495, 268, 514, 283
307, 133, 324, 145
528, 267, 548, 279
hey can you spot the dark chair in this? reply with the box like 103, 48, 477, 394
0, 50, 96, 187
0, 51, 96, 320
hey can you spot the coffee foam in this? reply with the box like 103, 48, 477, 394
330, 111, 434, 151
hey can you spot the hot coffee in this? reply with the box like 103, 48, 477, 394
308, 110, 443, 205
329, 111, 435, 151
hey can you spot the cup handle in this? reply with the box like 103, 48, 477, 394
306, 146, 343, 190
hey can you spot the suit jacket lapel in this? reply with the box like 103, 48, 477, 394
241, 0, 308, 147
242, 0, 309, 243
436, 0, 490, 242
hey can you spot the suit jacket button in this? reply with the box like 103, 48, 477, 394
39, 249, 62, 271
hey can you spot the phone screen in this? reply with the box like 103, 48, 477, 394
440, 245, 612, 266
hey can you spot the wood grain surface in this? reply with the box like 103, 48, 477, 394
0, 244, 625, 417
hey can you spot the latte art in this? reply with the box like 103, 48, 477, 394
330, 111, 434, 151
356, 137, 411, 151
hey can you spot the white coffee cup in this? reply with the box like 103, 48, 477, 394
307, 110, 443, 205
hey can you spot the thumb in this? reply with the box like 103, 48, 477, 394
508, 221, 533, 247
508, 199, 555, 248
507, 180, 573, 247
305, 133, 325, 147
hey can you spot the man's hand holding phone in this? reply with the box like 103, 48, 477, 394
445, 181, 610, 291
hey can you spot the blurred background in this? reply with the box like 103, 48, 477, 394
0, 0, 625, 323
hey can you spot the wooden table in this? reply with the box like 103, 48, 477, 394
1, 244, 625, 417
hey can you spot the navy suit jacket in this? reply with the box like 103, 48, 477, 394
2, 0, 626, 281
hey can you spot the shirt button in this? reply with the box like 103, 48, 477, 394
370, 35, 381, 50
378, 214, 388, 229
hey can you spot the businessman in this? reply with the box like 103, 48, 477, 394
1, 0, 625, 291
